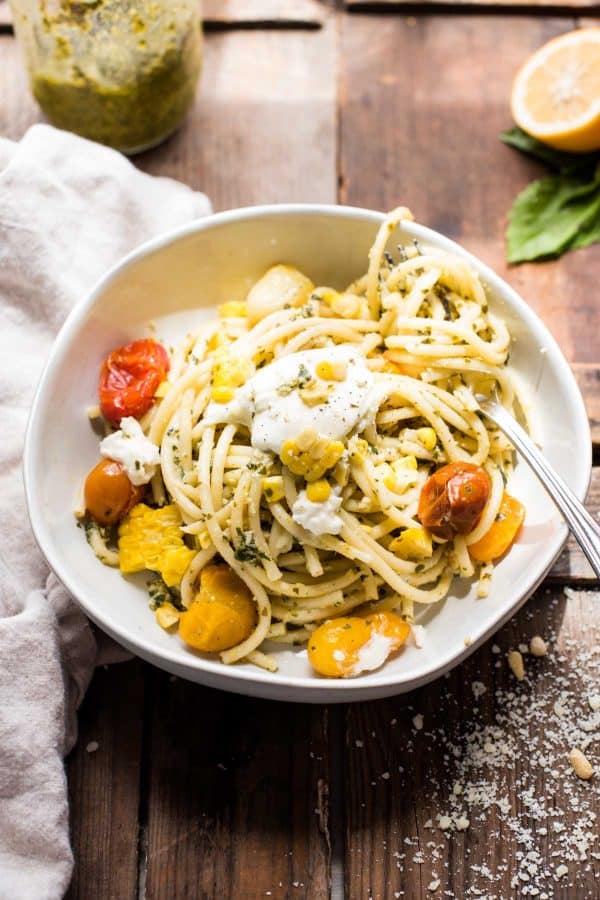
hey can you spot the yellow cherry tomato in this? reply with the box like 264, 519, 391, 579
178, 565, 257, 653
362, 611, 411, 648
308, 611, 410, 678
308, 617, 372, 678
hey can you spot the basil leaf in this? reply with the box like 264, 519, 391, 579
506, 166, 600, 263
501, 127, 599, 177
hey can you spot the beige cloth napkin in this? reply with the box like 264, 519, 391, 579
0, 124, 211, 900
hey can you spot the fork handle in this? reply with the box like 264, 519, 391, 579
492, 409, 600, 579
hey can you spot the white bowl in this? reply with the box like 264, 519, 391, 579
24, 205, 590, 703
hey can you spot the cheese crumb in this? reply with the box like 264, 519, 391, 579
86, 741, 99, 754
412, 714, 424, 731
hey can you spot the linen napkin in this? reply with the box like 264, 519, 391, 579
0, 124, 211, 900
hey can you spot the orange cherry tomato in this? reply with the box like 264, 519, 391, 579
308, 611, 410, 678
84, 459, 144, 525
469, 493, 525, 562
418, 462, 491, 539
99, 338, 169, 425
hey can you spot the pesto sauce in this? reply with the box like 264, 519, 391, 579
28, 0, 202, 153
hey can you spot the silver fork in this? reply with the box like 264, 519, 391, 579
475, 392, 600, 579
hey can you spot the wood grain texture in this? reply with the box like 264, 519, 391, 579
346, 0, 599, 8
551, 466, 600, 581
343, 585, 600, 899
142, 671, 332, 898
0, 0, 327, 30
137, 23, 337, 207
338, 13, 600, 364
203, 0, 327, 27
65, 661, 145, 900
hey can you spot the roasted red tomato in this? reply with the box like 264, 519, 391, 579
84, 459, 145, 525
418, 462, 491, 539
99, 338, 169, 424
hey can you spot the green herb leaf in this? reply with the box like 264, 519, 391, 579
506, 167, 600, 263
501, 127, 600, 264
501, 127, 599, 177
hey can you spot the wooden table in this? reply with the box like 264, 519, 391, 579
2, 3, 599, 897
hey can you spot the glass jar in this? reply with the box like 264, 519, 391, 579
9, 0, 203, 154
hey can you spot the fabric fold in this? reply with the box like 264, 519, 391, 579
0, 124, 211, 900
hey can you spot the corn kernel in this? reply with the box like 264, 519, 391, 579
392, 455, 418, 472
349, 437, 369, 464
299, 381, 333, 406
211, 385, 235, 403
306, 480, 331, 503
416, 427, 437, 451
218, 300, 247, 318
389, 527, 433, 560
316, 360, 347, 382
155, 602, 181, 630
119, 503, 196, 586
207, 331, 231, 353
154, 380, 170, 399
262, 475, 285, 503
296, 427, 318, 451
280, 435, 344, 482
212, 348, 253, 391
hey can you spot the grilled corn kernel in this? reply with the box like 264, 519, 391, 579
315, 360, 347, 382
211, 385, 235, 403
416, 427, 437, 451
299, 380, 332, 407
392, 455, 418, 472
296, 427, 318, 451
154, 380, 170, 399
118, 503, 196, 586
212, 348, 253, 391
207, 331, 231, 353
155, 602, 181, 630
280, 435, 344, 482
349, 437, 369, 464
160, 546, 197, 587
317, 288, 363, 320
389, 527, 433, 560
262, 475, 285, 503
306, 480, 331, 503
218, 300, 247, 318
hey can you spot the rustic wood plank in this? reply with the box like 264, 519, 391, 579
138, 22, 338, 207
346, 0, 599, 8
203, 0, 326, 27
343, 584, 600, 898
573, 363, 600, 447
136, 22, 338, 900
551, 466, 600, 582
65, 661, 145, 900
142, 671, 332, 898
0, 0, 326, 31
339, 14, 600, 365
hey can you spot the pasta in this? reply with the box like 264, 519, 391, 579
80, 208, 525, 678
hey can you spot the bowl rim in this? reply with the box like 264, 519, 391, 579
23, 203, 592, 698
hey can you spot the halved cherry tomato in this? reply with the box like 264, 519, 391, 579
99, 338, 169, 424
469, 493, 525, 562
418, 462, 490, 539
84, 459, 145, 525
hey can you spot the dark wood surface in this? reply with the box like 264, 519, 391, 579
2, 4, 599, 898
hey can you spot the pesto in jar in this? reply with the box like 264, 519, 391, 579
21, 0, 202, 153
